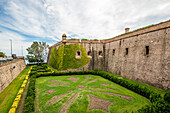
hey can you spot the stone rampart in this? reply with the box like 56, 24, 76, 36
0, 60, 26, 93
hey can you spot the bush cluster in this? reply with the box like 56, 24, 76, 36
24, 67, 170, 113
24, 74, 36, 113
24, 64, 53, 113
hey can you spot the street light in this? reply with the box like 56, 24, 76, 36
21, 46, 23, 56
9, 39, 12, 56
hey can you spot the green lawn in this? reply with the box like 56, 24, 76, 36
0, 66, 31, 113
36, 75, 151, 113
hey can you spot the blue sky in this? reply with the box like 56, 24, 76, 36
0, 0, 170, 57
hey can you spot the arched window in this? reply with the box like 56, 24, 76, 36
99, 51, 102, 57
125, 48, 128, 55
87, 51, 92, 58
76, 50, 81, 58
77, 51, 80, 56
88, 51, 91, 56
113, 49, 115, 55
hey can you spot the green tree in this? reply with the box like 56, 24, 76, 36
26, 42, 49, 64
0, 52, 6, 57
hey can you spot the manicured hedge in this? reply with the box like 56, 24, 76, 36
23, 74, 36, 113
24, 66, 170, 113
164, 92, 170, 103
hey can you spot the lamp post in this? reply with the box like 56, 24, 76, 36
9, 39, 12, 56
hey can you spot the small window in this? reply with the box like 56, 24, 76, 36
145, 46, 149, 55
88, 51, 91, 56
125, 48, 128, 55
76, 50, 81, 58
113, 49, 115, 55
77, 51, 80, 56
99, 51, 102, 57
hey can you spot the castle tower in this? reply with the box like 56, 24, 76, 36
62, 33, 67, 43
125, 28, 130, 33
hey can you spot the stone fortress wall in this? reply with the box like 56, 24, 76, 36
0, 60, 26, 93
47, 20, 170, 89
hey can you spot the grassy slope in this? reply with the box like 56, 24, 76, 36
36, 75, 150, 113
0, 66, 31, 113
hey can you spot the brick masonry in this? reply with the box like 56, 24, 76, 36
47, 20, 170, 89
0, 60, 26, 93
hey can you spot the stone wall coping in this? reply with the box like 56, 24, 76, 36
0, 59, 23, 67
103, 20, 170, 43
90, 40, 99, 43
49, 41, 62, 48
67, 39, 80, 43
81, 40, 89, 43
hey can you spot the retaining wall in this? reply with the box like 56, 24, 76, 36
0, 60, 26, 93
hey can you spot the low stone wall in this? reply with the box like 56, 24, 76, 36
0, 60, 26, 93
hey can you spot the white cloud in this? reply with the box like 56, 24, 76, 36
0, 29, 32, 56
0, 0, 170, 56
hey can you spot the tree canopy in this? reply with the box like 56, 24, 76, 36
0, 52, 6, 57
26, 42, 49, 64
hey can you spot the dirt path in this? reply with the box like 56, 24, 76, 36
101, 83, 109, 86
81, 76, 91, 83
88, 94, 114, 112
67, 77, 79, 82
90, 87, 116, 91
45, 89, 55, 94
49, 84, 70, 87
91, 90, 132, 101
50, 80, 72, 84
86, 79, 98, 84
59, 92, 79, 113
47, 90, 73, 106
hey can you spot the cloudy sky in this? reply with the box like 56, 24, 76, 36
0, 0, 170, 57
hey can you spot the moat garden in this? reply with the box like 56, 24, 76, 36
0, 64, 169, 113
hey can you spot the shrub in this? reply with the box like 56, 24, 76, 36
24, 75, 36, 113
71, 38, 77, 40
93, 39, 98, 40
164, 92, 170, 103
81, 38, 88, 40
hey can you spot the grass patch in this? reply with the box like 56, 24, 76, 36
36, 75, 150, 113
0, 66, 31, 113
